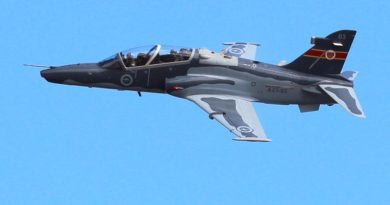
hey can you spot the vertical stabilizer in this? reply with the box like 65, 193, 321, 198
283, 30, 356, 75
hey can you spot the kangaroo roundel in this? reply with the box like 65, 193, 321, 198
120, 74, 133, 86
237, 126, 254, 133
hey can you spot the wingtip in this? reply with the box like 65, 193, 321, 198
233, 137, 272, 142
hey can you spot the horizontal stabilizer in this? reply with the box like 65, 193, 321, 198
341, 71, 358, 81
319, 84, 365, 118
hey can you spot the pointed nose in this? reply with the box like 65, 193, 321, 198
40, 68, 67, 83
40, 63, 104, 85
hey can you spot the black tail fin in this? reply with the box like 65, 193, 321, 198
283, 30, 356, 75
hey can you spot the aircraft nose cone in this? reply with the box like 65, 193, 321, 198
40, 69, 49, 78
40, 63, 103, 85
40, 68, 66, 83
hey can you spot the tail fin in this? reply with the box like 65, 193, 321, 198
283, 30, 356, 75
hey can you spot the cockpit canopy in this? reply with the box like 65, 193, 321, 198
99, 45, 194, 69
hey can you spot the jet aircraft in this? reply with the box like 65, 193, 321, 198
31, 30, 365, 142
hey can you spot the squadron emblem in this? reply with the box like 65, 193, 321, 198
325, 50, 336, 60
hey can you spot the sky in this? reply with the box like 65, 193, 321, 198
0, 0, 389, 204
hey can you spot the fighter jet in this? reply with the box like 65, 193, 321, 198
31, 30, 365, 142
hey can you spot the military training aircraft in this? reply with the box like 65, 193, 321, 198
29, 30, 365, 142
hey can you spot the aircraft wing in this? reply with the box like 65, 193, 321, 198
222, 42, 259, 61
186, 95, 271, 142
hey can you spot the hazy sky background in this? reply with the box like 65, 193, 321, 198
1, 0, 389, 204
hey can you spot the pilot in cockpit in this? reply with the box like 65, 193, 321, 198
180, 48, 191, 57
170, 49, 182, 61
136, 53, 148, 66
125, 52, 135, 67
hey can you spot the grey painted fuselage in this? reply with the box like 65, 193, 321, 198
37, 30, 364, 141
41, 50, 350, 106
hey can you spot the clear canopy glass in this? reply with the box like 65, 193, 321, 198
99, 45, 193, 69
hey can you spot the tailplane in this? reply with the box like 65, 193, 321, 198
319, 84, 365, 118
283, 30, 356, 75
341, 71, 358, 81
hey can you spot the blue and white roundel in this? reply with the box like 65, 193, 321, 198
228, 47, 245, 55
236, 126, 254, 133
120, 74, 133, 86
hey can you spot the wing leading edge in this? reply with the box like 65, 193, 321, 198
186, 95, 271, 142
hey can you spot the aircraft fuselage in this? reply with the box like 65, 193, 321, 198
40, 49, 352, 106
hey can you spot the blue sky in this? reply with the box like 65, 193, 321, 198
1, 0, 389, 204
